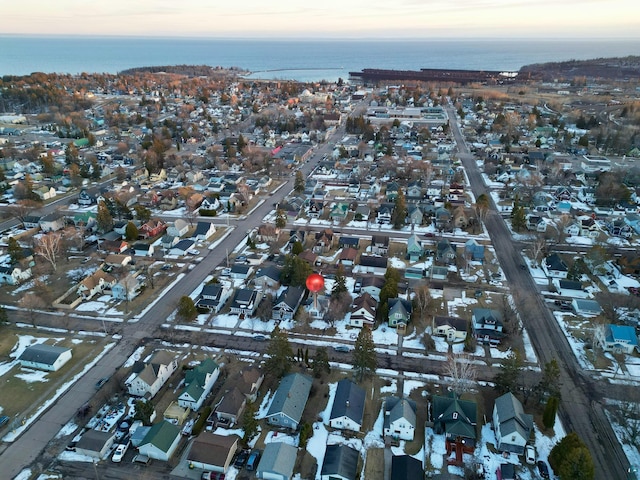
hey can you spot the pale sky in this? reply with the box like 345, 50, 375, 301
3, 0, 640, 38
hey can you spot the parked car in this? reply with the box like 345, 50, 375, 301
201, 472, 225, 480
334, 345, 350, 353
525, 444, 536, 465
0, 415, 9, 428
246, 449, 262, 471
537, 460, 550, 478
234, 449, 249, 468
111, 442, 129, 462
254, 335, 267, 341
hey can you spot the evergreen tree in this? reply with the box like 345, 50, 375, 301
294, 170, 305, 193
331, 264, 348, 298
494, 350, 524, 395
7, 237, 23, 264
134, 205, 152, 223
291, 240, 304, 256
96, 200, 114, 233
125, 221, 139, 241
177, 296, 197, 322
535, 359, 561, 402
549, 432, 594, 480
275, 209, 287, 229
265, 327, 294, 378
299, 422, 313, 449
543, 396, 559, 429
392, 189, 408, 229
353, 326, 377, 382
241, 401, 258, 446
280, 255, 313, 287
512, 204, 526, 232
312, 347, 331, 377
134, 400, 155, 426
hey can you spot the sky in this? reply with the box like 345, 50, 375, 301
3, 0, 640, 39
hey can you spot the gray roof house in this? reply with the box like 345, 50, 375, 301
18, 344, 72, 372
383, 396, 417, 441
320, 444, 360, 480
329, 378, 366, 432
492, 392, 533, 454
256, 442, 297, 480
75, 429, 116, 460
266, 373, 312, 430
272, 286, 305, 321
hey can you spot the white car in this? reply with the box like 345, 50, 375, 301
111, 442, 129, 463
525, 444, 536, 465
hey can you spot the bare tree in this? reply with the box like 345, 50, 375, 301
35, 232, 63, 272
616, 401, 640, 449
7, 200, 40, 228
441, 353, 477, 395
528, 234, 547, 267
19, 293, 46, 326
413, 285, 434, 325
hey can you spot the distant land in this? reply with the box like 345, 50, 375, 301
520, 55, 640, 81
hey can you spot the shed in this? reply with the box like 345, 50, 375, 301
256, 442, 297, 480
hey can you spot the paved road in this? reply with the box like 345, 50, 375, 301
446, 107, 629, 480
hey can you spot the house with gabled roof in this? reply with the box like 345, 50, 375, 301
432, 393, 477, 452
436, 239, 457, 265
125, 350, 178, 399
195, 284, 231, 313
18, 344, 72, 371
596, 324, 639, 354
371, 235, 389, 255
236, 365, 264, 402
338, 247, 358, 266
383, 396, 417, 441
272, 286, 305, 321
543, 253, 568, 279
192, 221, 216, 241
256, 442, 297, 480
0, 264, 32, 285
169, 239, 195, 256
112, 273, 143, 301
472, 308, 504, 345
266, 373, 312, 430
338, 236, 360, 249
230, 288, 262, 316
75, 429, 116, 460
39, 212, 66, 232
492, 392, 533, 454
214, 386, 247, 425
329, 379, 366, 432
359, 255, 387, 275
388, 298, 412, 329
230, 263, 253, 280
178, 358, 220, 410
349, 293, 377, 328
320, 444, 360, 480
77, 270, 117, 299
254, 265, 281, 291
433, 316, 468, 342
187, 432, 238, 474
360, 276, 385, 301
137, 420, 181, 461
406, 233, 423, 262
464, 239, 485, 262
167, 219, 189, 238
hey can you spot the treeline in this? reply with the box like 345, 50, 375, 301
119, 65, 246, 77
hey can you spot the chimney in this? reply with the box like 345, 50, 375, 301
345, 400, 350, 408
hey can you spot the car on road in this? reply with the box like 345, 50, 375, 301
254, 334, 267, 341
525, 444, 536, 465
537, 460, 550, 478
0, 415, 9, 428
334, 345, 350, 353
234, 449, 249, 468
95, 377, 109, 389
519, 264, 527, 270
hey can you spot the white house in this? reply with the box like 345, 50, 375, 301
125, 350, 178, 399
0, 264, 32, 285
178, 358, 220, 410
542, 253, 569, 279
18, 344, 72, 371
329, 379, 365, 432
167, 219, 189, 238
75, 429, 116, 460
383, 397, 416, 441
137, 420, 181, 461
596, 324, 639, 354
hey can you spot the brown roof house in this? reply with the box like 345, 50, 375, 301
187, 432, 239, 474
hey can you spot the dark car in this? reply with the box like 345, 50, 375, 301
234, 450, 249, 468
95, 377, 109, 389
537, 460, 550, 479
0, 415, 10, 428
519, 264, 527, 270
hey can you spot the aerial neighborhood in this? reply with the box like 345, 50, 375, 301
0, 62, 639, 480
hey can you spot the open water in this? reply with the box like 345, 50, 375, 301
1, 36, 639, 82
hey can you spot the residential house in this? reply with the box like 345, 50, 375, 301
75, 429, 116, 460
360, 276, 385, 301
229, 288, 262, 316
256, 224, 279, 243
178, 358, 220, 410
132, 242, 154, 257
112, 273, 143, 301
579, 217, 600, 238
39, 212, 66, 232
314, 229, 335, 254
330, 202, 349, 221
329, 379, 366, 432
18, 344, 72, 372
596, 324, 639, 354
391, 455, 423, 480
383, 396, 417, 441
192, 221, 216, 241
436, 239, 457, 265
434, 207, 451, 230
77, 189, 96, 206
407, 204, 423, 225
472, 308, 504, 345
169, 238, 196, 256
104, 254, 132, 268
137, 420, 181, 461
125, 350, 178, 399
371, 235, 389, 255
464, 239, 485, 262
195, 284, 231, 313
236, 365, 264, 402
552, 279, 589, 298
77, 270, 116, 299
272, 286, 305, 321
254, 265, 281, 291
359, 255, 388, 275
492, 392, 533, 454
526, 215, 547, 232
338, 247, 358, 266
186, 432, 239, 474
406, 234, 423, 262
387, 298, 412, 329
256, 442, 297, 480
320, 444, 360, 480
214, 387, 246, 425
34, 185, 56, 201
0, 264, 32, 285
543, 253, 569, 278
497, 464, 517, 480
139, 219, 167, 239
571, 298, 602, 316
376, 205, 392, 224
338, 236, 360, 249
349, 293, 377, 328
266, 373, 312, 430
433, 316, 468, 342
355, 204, 371, 221
167, 219, 189, 238
230, 264, 253, 280
298, 249, 319, 267
432, 393, 477, 451
100, 239, 129, 254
